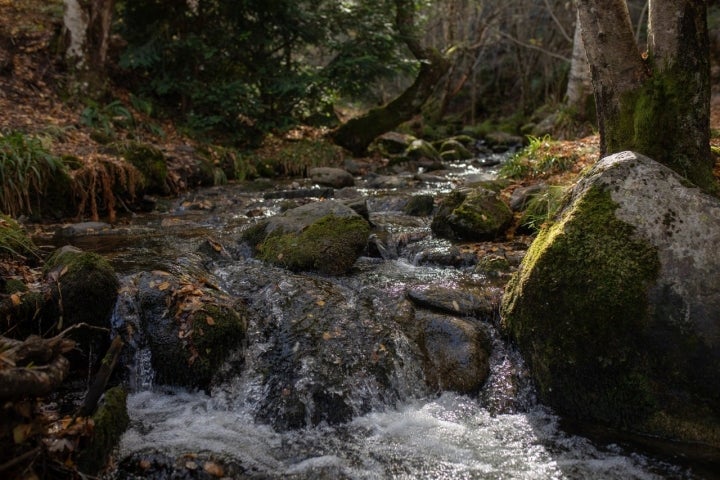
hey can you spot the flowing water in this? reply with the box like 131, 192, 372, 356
52, 157, 710, 479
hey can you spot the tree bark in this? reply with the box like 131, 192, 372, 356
63, 0, 116, 96
331, 0, 451, 155
565, 9, 593, 118
577, 0, 714, 191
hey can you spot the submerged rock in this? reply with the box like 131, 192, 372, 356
502, 151, 720, 447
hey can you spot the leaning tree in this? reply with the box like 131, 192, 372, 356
576, 0, 715, 191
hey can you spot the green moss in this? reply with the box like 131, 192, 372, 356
77, 386, 130, 475
502, 186, 661, 427
609, 67, 716, 193
44, 249, 119, 332
3, 279, 28, 294
257, 214, 370, 275
118, 142, 168, 194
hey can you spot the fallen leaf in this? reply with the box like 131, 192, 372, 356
10, 293, 21, 306
157, 281, 171, 291
452, 300, 460, 311
316, 299, 325, 306
206, 316, 215, 325
322, 331, 332, 340
203, 461, 225, 477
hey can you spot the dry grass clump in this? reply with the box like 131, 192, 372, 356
70, 153, 143, 223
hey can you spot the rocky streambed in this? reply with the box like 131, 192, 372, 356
33, 146, 713, 479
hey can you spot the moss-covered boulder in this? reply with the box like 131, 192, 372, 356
439, 138, 473, 161
134, 270, 247, 390
431, 187, 513, 241
501, 151, 720, 448
43, 246, 119, 338
405, 138, 441, 161
243, 200, 370, 275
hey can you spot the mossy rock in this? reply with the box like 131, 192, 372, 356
405, 139, 440, 161
431, 188, 513, 241
439, 139, 473, 160
246, 200, 371, 275
118, 141, 169, 194
77, 386, 130, 475
150, 303, 246, 389
43, 246, 119, 338
501, 151, 720, 447
133, 270, 247, 390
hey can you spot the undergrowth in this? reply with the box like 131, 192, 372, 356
0, 132, 66, 217
71, 154, 143, 223
500, 135, 576, 179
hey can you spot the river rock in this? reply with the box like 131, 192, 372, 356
308, 167, 355, 188
218, 263, 427, 430
406, 285, 496, 318
501, 151, 720, 447
242, 200, 370, 275
43, 246, 119, 355
439, 138, 473, 161
403, 194, 435, 216
414, 310, 491, 394
431, 187, 513, 241
132, 269, 247, 390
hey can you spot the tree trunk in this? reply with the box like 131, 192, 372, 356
565, 9, 593, 118
577, 0, 714, 191
63, 0, 116, 96
331, 0, 451, 155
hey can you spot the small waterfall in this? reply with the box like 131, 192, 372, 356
111, 280, 155, 391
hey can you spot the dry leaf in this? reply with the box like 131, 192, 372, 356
206, 316, 216, 326
157, 281, 171, 291
10, 293, 21, 306
322, 331, 332, 340
203, 461, 225, 477
452, 300, 460, 311
316, 299, 325, 307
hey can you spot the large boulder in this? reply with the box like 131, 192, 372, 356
242, 200, 370, 275
431, 187, 513, 241
501, 151, 720, 447
218, 263, 427, 430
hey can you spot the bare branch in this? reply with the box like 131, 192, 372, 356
543, 0, 573, 43
495, 29, 570, 63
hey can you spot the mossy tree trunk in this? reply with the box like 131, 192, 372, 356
331, 0, 451, 155
577, 0, 714, 191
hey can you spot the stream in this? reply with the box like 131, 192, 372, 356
46, 155, 705, 479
